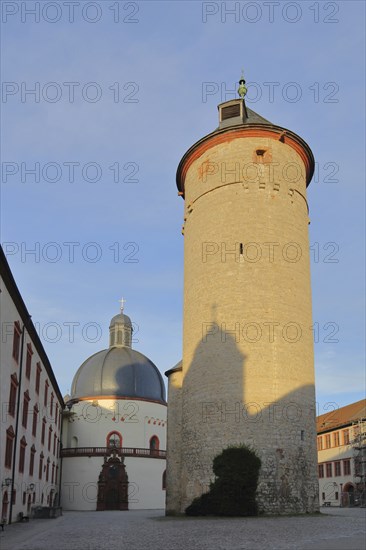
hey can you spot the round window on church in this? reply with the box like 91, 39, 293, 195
107, 432, 122, 448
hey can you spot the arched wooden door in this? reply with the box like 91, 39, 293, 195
97, 454, 128, 511
344, 483, 355, 506
1, 491, 9, 523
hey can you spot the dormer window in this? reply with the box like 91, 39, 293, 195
218, 99, 247, 129
221, 103, 241, 120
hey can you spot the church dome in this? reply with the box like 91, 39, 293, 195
69, 306, 166, 404
70, 347, 166, 403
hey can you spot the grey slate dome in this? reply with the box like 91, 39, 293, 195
71, 347, 166, 403
70, 309, 166, 403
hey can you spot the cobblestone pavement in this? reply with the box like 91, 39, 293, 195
0, 507, 365, 550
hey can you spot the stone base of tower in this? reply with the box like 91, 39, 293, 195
166, 451, 320, 516
255, 450, 320, 515
165, 366, 320, 516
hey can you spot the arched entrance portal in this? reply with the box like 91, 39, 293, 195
343, 483, 355, 506
97, 452, 128, 511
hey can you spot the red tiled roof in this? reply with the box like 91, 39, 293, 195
317, 399, 366, 434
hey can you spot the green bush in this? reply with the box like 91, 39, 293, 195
185, 445, 261, 516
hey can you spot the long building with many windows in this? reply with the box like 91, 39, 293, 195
317, 399, 366, 507
0, 247, 64, 524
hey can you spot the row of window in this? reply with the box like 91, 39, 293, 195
317, 429, 350, 450
318, 459, 351, 479
3, 490, 56, 508
5, 426, 60, 477
106, 431, 159, 450
11, 323, 61, 427
7, 391, 60, 459
321, 491, 339, 501
8, 376, 61, 430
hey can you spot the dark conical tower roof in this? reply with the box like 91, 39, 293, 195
176, 73, 314, 196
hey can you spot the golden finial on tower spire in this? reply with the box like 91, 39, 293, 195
238, 68, 247, 99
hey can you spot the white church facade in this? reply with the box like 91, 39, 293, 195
61, 310, 167, 511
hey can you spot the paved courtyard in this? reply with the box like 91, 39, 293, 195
0, 507, 365, 550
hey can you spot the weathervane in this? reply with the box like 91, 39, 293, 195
118, 297, 126, 313
238, 68, 247, 99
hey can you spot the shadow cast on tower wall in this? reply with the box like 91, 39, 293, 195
168, 323, 319, 514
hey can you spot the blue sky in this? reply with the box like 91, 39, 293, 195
1, 0, 365, 413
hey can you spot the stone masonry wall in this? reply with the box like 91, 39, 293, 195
167, 133, 319, 514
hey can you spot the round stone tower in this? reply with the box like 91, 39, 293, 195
166, 76, 319, 514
